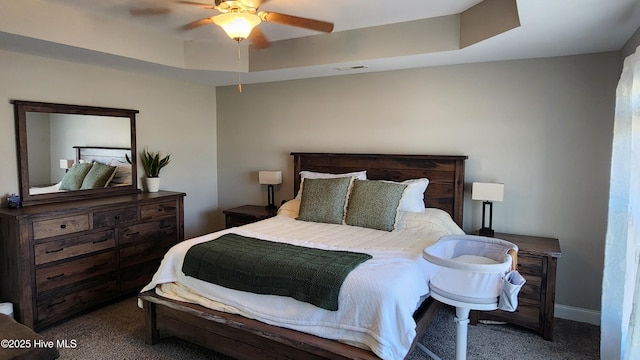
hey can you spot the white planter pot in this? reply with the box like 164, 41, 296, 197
145, 177, 161, 193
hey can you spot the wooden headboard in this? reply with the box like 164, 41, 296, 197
74, 146, 131, 165
291, 153, 467, 227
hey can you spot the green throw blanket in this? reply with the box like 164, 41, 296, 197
182, 233, 372, 311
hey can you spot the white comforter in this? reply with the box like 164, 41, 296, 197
29, 182, 62, 195
141, 206, 463, 360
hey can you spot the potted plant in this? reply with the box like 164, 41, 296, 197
139, 147, 170, 192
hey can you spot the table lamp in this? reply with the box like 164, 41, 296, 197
60, 159, 74, 173
472, 182, 504, 236
259, 170, 282, 209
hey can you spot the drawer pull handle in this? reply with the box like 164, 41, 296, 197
126, 232, 140, 236
127, 250, 151, 259
114, 215, 121, 220
48, 299, 66, 308
45, 248, 64, 254
47, 273, 65, 280
93, 239, 108, 244
60, 224, 67, 229
88, 262, 108, 272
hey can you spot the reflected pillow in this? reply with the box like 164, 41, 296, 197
297, 177, 353, 224
108, 161, 132, 186
80, 162, 117, 189
345, 179, 408, 231
59, 163, 93, 190
295, 170, 366, 199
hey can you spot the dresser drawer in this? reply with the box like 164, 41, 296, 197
141, 201, 177, 221
93, 206, 139, 228
517, 254, 543, 276
34, 230, 116, 265
518, 273, 542, 302
225, 214, 259, 228
119, 219, 178, 245
120, 237, 174, 268
32, 214, 90, 240
35, 251, 117, 293
514, 255, 542, 303
37, 280, 117, 322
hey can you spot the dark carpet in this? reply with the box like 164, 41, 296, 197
39, 297, 599, 360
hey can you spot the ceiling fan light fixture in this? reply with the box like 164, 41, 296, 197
213, 12, 261, 41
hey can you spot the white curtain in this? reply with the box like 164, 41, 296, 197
601, 46, 640, 359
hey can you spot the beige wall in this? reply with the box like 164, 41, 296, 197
217, 53, 619, 318
0, 49, 219, 238
0, 46, 620, 319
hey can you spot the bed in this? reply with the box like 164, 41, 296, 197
28, 146, 132, 194
139, 152, 467, 360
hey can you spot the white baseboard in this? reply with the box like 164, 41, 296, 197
555, 304, 601, 325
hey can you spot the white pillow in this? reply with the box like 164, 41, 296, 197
277, 199, 300, 218
295, 170, 367, 199
394, 208, 464, 234
383, 178, 429, 213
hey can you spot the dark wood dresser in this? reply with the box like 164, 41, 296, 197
0, 191, 185, 330
470, 232, 561, 340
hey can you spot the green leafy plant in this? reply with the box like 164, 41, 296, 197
140, 147, 171, 178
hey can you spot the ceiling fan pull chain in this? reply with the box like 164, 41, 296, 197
237, 40, 243, 93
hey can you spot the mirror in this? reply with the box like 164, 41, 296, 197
12, 100, 139, 206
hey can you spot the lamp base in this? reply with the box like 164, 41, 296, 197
478, 228, 495, 237
266, 184, 276, 210
479, 201, 495, 237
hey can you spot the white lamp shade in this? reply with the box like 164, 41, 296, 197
259, 170, 282, 185
59, 159, 74, 169
472, 182, 504, 202
213, 13, 261, 40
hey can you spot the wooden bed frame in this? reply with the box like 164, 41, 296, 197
74, 145, 131, 169
139, 152, 467, 360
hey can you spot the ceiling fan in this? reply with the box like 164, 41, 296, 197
131, 0, 334, 49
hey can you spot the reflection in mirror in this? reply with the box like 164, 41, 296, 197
12, 100, 139, 206
26, 113, 131, 193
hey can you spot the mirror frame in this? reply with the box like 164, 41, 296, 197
12, 100, 140, 206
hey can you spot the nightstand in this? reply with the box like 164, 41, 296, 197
223, 205, 278, 228
470, 232, 562, 341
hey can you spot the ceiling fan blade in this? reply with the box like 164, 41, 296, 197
261, 12, 334, 33
248, 26, 270, 49
176, 1, 216, 10
130, 8, 171, 16
182, 17, 215, 30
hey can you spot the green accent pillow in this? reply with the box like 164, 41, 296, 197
345, 179, 408, 231
80, 162, 117, 189
59, 163, 93, 190
298, 177, 353, 224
